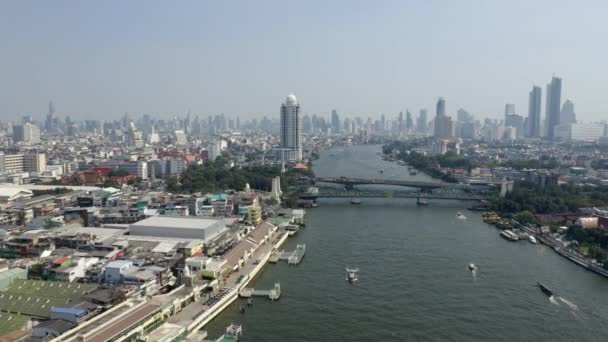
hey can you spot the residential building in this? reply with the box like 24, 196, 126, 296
277, 94, 302, 161
12, 123, 41, 144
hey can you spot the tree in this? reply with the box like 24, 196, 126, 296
285, 195, 299, 208
108, 169, 130, 177
264, 197, 278, 206
166, 176, 180, 192
514, 210, 536, 225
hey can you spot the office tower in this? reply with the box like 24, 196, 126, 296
13, 123, 41, 145
560, 99, 576, 125
527, 86, 542, 138
505, 114, 525, 138
545, 76, 562, 139
45, 100, 55, 133
397, 112, 404, 136
406, 110, 413, 132
433, 97, 453, 138
331, 110, 340, 135
278, 94, 302, 161
303, 114, 312, 133
417, 109, 428, 133
504, 103, 516, 116
436, 97, 446, 116
456, 108, 473, 123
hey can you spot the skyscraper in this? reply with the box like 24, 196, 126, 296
504, 103, 516, 116
331, 110, 340, 135
545, 76, 562, 139
405, 110, 413, 132
278, 94, 302, 161
417, 109, 428, 133
560, 99, 576, 125
436, 97, 446, 117
527, 85, 542, 138
45, 100, 55, 133
434, 97, 453, 139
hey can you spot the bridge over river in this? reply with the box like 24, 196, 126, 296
299, 189, 486, 201
313, 176, 449, 190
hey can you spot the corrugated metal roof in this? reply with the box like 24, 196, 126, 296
50, 306, 88, 317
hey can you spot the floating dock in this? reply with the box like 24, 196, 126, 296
239, 283, 281, 300
269, 244, 306, 265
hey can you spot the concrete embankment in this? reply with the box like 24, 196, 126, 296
187, 231, 290, 334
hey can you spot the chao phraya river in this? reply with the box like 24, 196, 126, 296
206, 144, 608, 341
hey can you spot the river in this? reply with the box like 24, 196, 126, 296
205, 144, 608, 341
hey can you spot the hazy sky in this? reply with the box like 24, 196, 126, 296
1, 0, 607, 122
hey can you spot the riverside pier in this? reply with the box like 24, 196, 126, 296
269, 244, 306, 264
238, 283, 282, 300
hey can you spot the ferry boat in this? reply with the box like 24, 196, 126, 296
346, 267, 359, 283
537, 282, 553, 297
528, 236, 537, 244
500, 230, 519, 241
350, 198, 362, 205
456, 212, 467, 220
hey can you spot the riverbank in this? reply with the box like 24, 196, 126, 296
204, 144, 608, 342
482, 211, 608, 279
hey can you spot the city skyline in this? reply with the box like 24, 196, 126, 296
1, 1, 608, 121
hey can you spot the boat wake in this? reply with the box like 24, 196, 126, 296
557, 297, 578, 311
549, 295, 560, 305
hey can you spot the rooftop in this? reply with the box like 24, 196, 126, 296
130, 216, 229, 230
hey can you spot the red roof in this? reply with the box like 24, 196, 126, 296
92, 167, 113, 177
54, 256, 72, 265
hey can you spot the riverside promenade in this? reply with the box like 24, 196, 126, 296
166, 230, 290, 337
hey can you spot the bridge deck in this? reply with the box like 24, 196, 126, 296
314, 176, 447, 189
300, 191, 485, 201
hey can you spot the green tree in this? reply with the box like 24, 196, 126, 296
514, 210, 536, 225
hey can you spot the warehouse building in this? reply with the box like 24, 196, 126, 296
128, 216, 232, 242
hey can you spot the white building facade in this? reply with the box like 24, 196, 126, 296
278, 94, 302, 161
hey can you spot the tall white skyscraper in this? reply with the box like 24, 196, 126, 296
278, 94, 302, 161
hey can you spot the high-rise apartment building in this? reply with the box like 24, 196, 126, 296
0, 153, 46, 174
278, 94, 302, 161
13, 123, 41, 145
527, 86, 542, 138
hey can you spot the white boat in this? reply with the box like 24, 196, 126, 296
529, 236, 537, 244
500, 230, 519, 241
457, 212, 467, 220
345, 267, 359, 283
468, 263, 477, 271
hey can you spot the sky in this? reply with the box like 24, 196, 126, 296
1, 0, 607, 122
